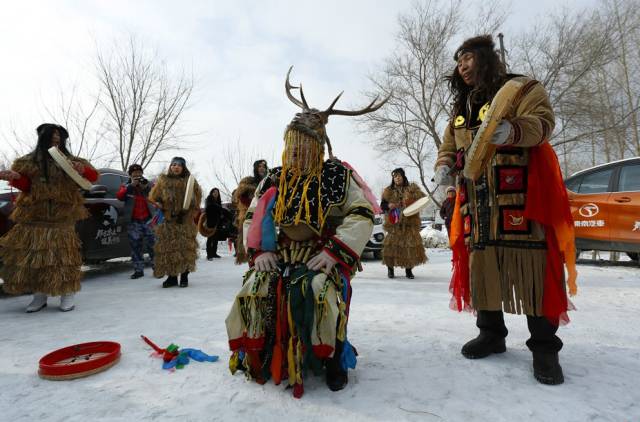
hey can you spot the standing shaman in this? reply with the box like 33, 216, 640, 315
435, 35, 577, 385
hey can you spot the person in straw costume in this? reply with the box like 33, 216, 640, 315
380, 167, 427, 279
0, 123, 98, 312
149, 157, 202, 288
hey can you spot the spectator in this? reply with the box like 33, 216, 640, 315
116, 163, 156, 279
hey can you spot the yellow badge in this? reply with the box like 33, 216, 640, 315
454, 115, 465, 128
478, 103, 490, 122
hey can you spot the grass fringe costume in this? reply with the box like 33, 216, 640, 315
149, 173, 202, 278
381, 182, 428, 269
1, 154, 95, 296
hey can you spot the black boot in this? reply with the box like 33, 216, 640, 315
461, 331, 506, 359
405, 268, 414, 279
179, 272, 189, 288
387, 266, 395, 279
532, 352, 564, 385
130, 270, 144, 279
326, 342, 348, 392
162, 275, 178, 288
461, 310, 508, 359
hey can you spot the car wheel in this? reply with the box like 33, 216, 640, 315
373, 250, 382, 260
627, 252, 639, 262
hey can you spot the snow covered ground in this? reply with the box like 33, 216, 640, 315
1, 246, 639, 421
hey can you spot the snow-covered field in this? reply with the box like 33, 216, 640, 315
1, 247, 639, 421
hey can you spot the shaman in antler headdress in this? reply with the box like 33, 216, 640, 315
225, 67, 388, 397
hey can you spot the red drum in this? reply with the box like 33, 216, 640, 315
38, 341, 121, 380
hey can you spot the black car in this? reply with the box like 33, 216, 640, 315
0, 168, 135, 265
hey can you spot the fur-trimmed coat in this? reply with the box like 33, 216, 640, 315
0, 154, 95, 296
380, 183, 427, 268
149, 173, 202, 277
435, 76, 560, 316
232, 176, 258, 264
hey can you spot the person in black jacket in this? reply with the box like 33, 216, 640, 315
204, 188, 223, 259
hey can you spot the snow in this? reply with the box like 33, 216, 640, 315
1, 246, 640, 421
421, 226, 450, 249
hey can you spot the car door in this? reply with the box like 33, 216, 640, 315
79, 172, 131, 261
607, 161, 640, 247
568, 167, 614, 245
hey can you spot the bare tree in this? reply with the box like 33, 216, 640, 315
41, 84, 113, 165
360, 0, 507, 206
96, 36, 194, 172
209, 139, 276, 202
0, 123, 33, 166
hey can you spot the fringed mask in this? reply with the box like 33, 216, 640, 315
274, 66, 390, 227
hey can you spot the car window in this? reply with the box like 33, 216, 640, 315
565, 176, 581, 192
97, 173, 125, 198
577, 168, 613, 194
618, 164, 640, 192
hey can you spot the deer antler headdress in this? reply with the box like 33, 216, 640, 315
284, 66, 390, 158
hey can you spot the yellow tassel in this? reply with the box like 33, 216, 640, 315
275, 129, 326, 228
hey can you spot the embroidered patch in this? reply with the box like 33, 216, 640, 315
463, 214, 472, 236
260, 161, 350, 233
495, 166, 527, 194
499, 206, 531, 234
478, 102, 490, 122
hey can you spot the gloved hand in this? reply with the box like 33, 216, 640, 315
490, 120, 514, 145
254, 251, 279, 272
307, 250, 337, 274
433, 165, 452, 185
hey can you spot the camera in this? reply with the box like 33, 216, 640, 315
132, 176, 148, 185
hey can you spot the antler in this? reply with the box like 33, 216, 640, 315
322, 92, 391, 117
285, 66, 309, 110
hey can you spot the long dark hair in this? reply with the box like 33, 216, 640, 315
207, 188, 222, 205
32, 123, 71, 182
388, 168, 409, 189
445, 35, 507, 117
253, 159, 267, 183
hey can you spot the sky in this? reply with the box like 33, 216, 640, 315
0, 0, 598, 197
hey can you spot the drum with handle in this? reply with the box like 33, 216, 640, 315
463, 79, 525, 181
47, 146, 93, 190
182, 175, 195, 211
403, 196, 430, 217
